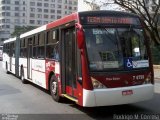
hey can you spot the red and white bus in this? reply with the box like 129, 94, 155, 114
0, 46, 3, 61
2, 11, 154, 107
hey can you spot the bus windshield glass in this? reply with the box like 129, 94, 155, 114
84, 27, 149, 71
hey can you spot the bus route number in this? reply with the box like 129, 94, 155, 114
133, 75, 144, 80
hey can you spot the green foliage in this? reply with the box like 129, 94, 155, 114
11, 26, 37, 37
151, 45, 160, 65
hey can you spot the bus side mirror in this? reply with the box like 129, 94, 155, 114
75, 23, 85, 49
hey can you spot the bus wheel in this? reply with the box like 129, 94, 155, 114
50, 75, 61, 102
21, 67, 27, 84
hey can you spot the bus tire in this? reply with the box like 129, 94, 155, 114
6, 62, 9, 74
50, 75, 61, 102
20, 67, 27, 84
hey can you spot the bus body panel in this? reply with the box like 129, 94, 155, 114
77, 81, 83, 106
11, 57, 15, 74
46, 13, 78, 30
83, 84, 154, 107
32, 59, 46, 89
19, 58, 27, 79
0, 46, 3, 60
45, 60, 61, 92
91, 71, 151, 88
2, 53, 9, 70
45, 60, 55, 90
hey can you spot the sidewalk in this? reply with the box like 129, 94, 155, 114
154, 65, 160, 80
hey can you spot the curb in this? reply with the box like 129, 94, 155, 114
155, 78, 160, 81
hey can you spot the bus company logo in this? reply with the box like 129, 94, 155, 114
36, 65, 42, 69
46, 62, 55, 70
46, 62, 51, 68
106, 77, 120, 81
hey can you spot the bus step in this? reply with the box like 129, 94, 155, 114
62, 94, 78, 103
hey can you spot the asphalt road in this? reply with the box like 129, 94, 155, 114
0, 61, 160, 120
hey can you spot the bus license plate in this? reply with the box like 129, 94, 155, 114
122, 90, 133, 96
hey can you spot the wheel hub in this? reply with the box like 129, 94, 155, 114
51, 81, 57, 95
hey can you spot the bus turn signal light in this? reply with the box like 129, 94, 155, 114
143, 73, 151, 84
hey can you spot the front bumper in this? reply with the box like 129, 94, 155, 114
83, 84, 154, 107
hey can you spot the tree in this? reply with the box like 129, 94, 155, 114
11, 26, 37, 37
84, 0, 101, 10
84, 0, 122, 11
114, 0, 160, 45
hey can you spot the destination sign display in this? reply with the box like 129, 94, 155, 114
80, 16, 140, 25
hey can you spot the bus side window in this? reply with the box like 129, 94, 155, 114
46, 29, 59, 59
20, 39, 27, 58
20, 39, 23, 57
33, 35, 38, 58
53, 42, 59, 60
46, 44, 59, 60
12, 42, 15, 57
37, 32, 45, 59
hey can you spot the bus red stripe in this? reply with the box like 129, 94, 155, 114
47, 13, 78, 29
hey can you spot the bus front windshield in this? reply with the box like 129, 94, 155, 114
84, 27, 149, 71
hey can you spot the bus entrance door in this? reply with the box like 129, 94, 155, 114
27, 38, 32, 79
63, 28, 77, 99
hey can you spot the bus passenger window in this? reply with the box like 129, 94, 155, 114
33, 47, 37, 58
37, 46, 44, 58
46, 43, 59, 60
46, 29, 59, 59
46, 45, 54, 59
53, 42, 59, 60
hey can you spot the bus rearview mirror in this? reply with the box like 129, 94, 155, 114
75, 23, 85, 49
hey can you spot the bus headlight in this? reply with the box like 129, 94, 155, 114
91, 77, 106, 89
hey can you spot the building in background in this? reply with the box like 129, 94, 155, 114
0, 0, 77, 45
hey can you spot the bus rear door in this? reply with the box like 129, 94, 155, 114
27, 37, 33, 79
9, 42, 14, 71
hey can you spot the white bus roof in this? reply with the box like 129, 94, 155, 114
3, 24, 47, 44
3, 37, 16, 44
20, 25, 46, 39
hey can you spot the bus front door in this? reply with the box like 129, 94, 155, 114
63, 27, 77, 98
27, 38, 32, 79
